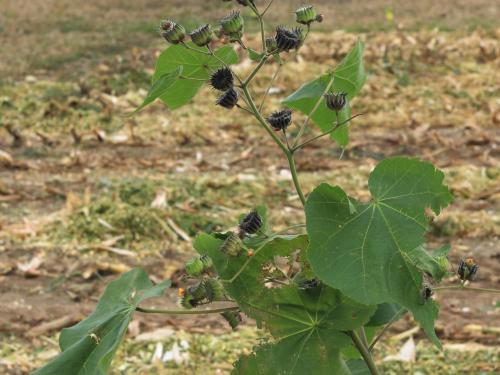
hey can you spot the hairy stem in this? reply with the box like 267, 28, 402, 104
349, 331, 380, 375
136, 306, 239, 315
292, 114, 363, 151
245, 55, 269, 86
433, 285, 500, 294
250, 3, 267, 53
369, 308, 406, 351
286, 152, 306, 205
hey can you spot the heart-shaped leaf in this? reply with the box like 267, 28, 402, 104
305, 157, 452, 346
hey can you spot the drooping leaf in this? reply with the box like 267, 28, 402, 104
282, 41, 366, 147
153, 43, 238, 109
306, 157, 453, 346
133, 66, 182, 113
33, 269, 171, 375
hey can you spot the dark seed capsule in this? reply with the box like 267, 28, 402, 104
239, 209, 262, 235
275, 26, 303, 52
325, 92, 348, 112
298, 278, 321, 290
265, 37, 278, 53
190, 24, 213, 47
458, 257, 479, 281
267, 109, 292, 131
221, 310, 242, 330
204, 278, 226, 301
210, 67, 234, 91
219, 232, 242, 256
187, 283, 207, 300
160, 20, 186, 44
419, 285, 433, 304
216, 88, 239, 109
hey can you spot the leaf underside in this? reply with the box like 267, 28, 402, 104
282, 41, 366, 147
306, 157, 452, 347
33, 269, 170, 375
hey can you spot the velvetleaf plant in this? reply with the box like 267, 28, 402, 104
35, 1, 500, 374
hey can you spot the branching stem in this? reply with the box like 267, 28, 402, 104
369, 308, 406, 351
136, 306, 239, 315
349, 331, 380, 375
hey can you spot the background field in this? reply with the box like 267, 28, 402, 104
0, 0, 499, 374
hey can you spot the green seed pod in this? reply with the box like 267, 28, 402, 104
160, 20, 186, 44
204, 278, 226, 301
180, 294, 198, 309
325, 92, 348, 112
190, 24, 213, 47
221, 310, 242, 330
187, 282, 207, 300
185, 256, 205, 276
265, 37, 278, 52
200, 255, 213, 270
220, 11, 244, 35
295, 6, 317, 25
219, 232, 243, 256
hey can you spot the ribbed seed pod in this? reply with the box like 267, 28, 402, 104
267, 109, 292, 131
204, 279, 226, 301
200, 255, 213, 270
458, 257, 479, 281
160, 20, 186, 44
275, 26, 303, 52
220, 11, 244, 35
239, 209, 262, 235
180, 294, 198, 309
210, 67, 234, 91
325, 92, 348, 112
295, 6, 317, 25
187, 283, 207, 300
185, 257, 205, 276
190, 24, 213, 47
221, 310, 242, 330
219, 232, 243, 256
216, 88, 239, 109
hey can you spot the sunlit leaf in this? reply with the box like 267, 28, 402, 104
306, 157, 452, 346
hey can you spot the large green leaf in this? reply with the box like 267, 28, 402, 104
195, 231, 375, 374
134, 66, 182, 113
282, 41, 366, 147
33, 269, 171, 375
305, 157, 452, 346
153, 43, 238, 109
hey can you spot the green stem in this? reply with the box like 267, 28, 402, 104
359, 327, 369, 348
292, 114, 364, 151
349, 331, 380, 375
244, 55, 269, 86
207, 46, 244, 85
433, 285, 500, 294
286, 152, 306, 206
261, 0, 275, 16
259, 62, 282, 112
369, 308, 406, 351
136, 306, 239, 315
250, 3, 266, 53
292, 72, 335, 148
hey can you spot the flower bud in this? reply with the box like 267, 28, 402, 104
458, 257, 478, 281
220, 11, 244, 35
210, 67, 234, 91
325, 92, 348, 112
275, 26, 304, 52
160, 20, 186, 44
219, 232, 243, 256
239, 209, 263, 235
221, 310, 242, 330
185, 256, 204, 276
204, 279, 226, 301
216, 88, 239, 109
267, 109, 292, 131
190, 24, 213, 47
295, 6, 317, 25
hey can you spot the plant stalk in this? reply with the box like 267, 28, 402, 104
136, 306, 239, 315
349, 331, 381, 375
433, 285, 500, 294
